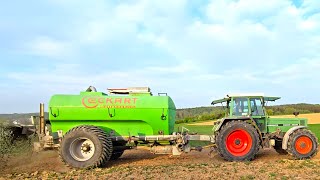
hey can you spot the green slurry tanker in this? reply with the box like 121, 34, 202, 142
33, 86, 318, 168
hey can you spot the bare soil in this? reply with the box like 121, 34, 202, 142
1, 148, 320, 179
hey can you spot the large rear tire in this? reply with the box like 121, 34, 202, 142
59, 125, 113, 169
215, 120, 260, 161
287, 128, 318, 159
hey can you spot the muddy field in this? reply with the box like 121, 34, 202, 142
1, 148, 320, 179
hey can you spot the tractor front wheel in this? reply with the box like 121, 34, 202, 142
216, 120, 260, 161
59, 125, 113, 168
287, 128, 318, 159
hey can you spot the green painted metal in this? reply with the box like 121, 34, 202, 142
49, 90, 176, 137
263, 96, 281, 102
211, 98, 229, 105
267, 117, 307, 132
211, 95, 280, 106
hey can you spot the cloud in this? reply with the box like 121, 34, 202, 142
145, 61, 198, 73
137, 32, 168, 47
24, 36, 72, 59
268, 58, 320, 83
205, 0, 290, 24
301, 0, 320, 15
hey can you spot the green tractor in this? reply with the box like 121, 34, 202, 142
211, 94, 318, 161
33, 88, 318, 169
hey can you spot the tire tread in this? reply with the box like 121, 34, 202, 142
59, 125, 113, 169
287, 128, 318, 159
215, 120, 260, 161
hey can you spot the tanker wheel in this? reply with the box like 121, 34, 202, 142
59, 125, 113, 169
287, 128, 318, 159
274, 138, 288, 155
215, 120, 260, 161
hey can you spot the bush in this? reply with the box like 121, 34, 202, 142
0, 126, 35, 159
0, 126, 14, 157
266, 109, 274, 116
284, 107, 296, 115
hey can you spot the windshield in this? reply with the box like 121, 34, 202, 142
250, 98, 265, 116
232, 98, 248, 116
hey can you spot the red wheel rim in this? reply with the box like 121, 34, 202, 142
295, 136, 313, 155
226, 129, 252, 156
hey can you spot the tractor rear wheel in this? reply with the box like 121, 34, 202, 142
59, 125, 113, 168
287, 128, 318, 159
274, 138, 288, 155
216, 120, 260, 161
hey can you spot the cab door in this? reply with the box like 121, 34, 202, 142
249, 98, 267, 132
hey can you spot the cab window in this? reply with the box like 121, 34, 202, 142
250, 98, 265, 116
232, 98, 248, 116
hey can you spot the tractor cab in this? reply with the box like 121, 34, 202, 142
212, 93, 280, 117
212, 94, 280, 132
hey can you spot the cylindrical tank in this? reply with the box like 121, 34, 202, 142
49, 90, 176, 137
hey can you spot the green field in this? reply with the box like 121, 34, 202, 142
308, 124, 320, 140
175, 124, 213, 135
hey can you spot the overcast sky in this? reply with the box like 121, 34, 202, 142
0, 0, 320, 113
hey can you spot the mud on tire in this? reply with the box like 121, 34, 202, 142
215, 120, 260, 161
59, 125, 113, 169
287, 128, 318, 159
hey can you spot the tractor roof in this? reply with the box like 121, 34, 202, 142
211, 94, 281, 105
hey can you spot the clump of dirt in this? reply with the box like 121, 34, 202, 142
1, 148, 320, 179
